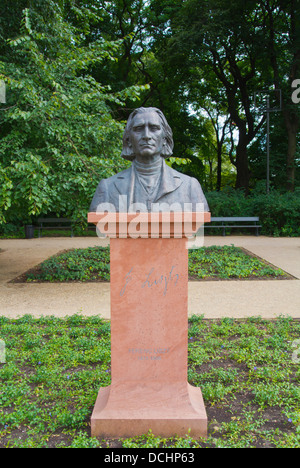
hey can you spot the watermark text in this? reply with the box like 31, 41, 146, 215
93, 198, 208, 249
0, 340, 6, 364
292, 339, 300, 364
292, 79, 300, 104
0, 80, 6, 104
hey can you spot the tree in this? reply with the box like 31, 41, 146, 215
164, 0, 268, 193
258, 0, 300, 191
148, 0, 299, 192
186, 66, 233, 191
81, 0, 150, 109
82, 0, 220, 178
0, 1, 147, 224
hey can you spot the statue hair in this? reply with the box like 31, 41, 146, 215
121, 107, 174, 161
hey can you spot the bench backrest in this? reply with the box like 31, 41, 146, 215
211, 217, 260, 222
37, 218, 72, 223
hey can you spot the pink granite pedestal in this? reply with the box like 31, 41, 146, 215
88, 212, 210, 438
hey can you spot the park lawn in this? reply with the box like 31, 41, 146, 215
20, 245, 288, 283
0, 314, 299, 448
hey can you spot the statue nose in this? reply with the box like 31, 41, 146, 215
143, 126, 151, 140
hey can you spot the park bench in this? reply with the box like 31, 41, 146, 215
205, 217, 261, 236
37, 218, 74, 238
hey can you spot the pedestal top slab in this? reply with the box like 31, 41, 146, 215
88, 212, 211, 239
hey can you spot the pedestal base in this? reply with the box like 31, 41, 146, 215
91, 383, 207, 438
88, 213, 211, 440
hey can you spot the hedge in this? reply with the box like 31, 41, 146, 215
1, 189, 299, 238
206, 188, 300, 237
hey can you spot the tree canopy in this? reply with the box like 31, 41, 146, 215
0, 0, 299, 225
0, 1, 147, 223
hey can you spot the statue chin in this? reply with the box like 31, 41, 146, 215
136, 151, 161, 161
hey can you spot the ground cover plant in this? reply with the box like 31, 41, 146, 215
0, 314, 299, 448
25, 247, 111, 283
18, 245, 288, 283
188, 245, 287, 280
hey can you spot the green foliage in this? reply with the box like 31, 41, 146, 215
0, 0, 299, 227
0, 315, 299, 448
0, 3, 147, 224
189, 245, 286, 280
26, 247, 110, 282
148, 0, 299, 192
207, 188, 300, 236
24, 245, 286, 283
0, 315, 111, 447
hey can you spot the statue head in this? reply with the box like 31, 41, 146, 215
121, 107, 174, 161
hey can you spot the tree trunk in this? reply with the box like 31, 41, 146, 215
235, 135, 250, 194
286, 122, 297, 192
285, 109, 298, 191
216, 145, 222, 192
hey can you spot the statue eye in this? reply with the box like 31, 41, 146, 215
150, 125, 160, 131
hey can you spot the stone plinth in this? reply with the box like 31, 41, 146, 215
88, 212, 210, 438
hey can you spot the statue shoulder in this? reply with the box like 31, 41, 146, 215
167, 165, 199, 185
103, 166, 132, 183
94, 167, 132, 189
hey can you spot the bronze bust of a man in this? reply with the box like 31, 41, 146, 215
90, 107, 209, 212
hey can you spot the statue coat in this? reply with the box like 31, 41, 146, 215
90, 160, 209, 212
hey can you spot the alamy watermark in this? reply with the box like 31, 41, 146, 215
0, 80, 6, 104
94, 197, 207, 249
291, 79, 300, 104
292, 340, 300, 364
0, 340, 6, 364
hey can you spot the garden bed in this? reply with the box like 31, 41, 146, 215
12, 245, 292, 284
0, 315, 299, 448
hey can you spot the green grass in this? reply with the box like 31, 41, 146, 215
23, 245, 287, 283
0, 314, 299, 448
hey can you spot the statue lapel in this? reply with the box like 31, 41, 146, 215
113, 166, 135, 210
155, 162, 183, 202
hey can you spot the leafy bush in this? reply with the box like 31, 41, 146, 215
1, 187, 299, 238
0, 223, 25, 239
206, 188, 300, 236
